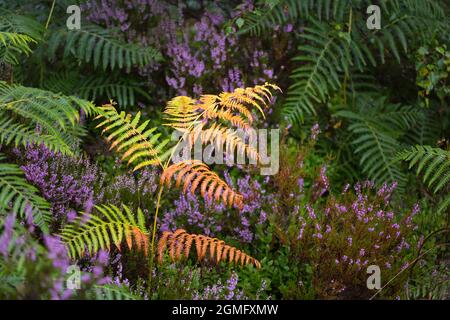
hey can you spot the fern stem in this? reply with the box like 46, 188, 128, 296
45, 0, 56, 30
147, 109, 207, 294
148, 183, 163, 292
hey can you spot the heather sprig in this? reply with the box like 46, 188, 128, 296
290, 180, 420, 299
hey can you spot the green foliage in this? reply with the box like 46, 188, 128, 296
236, 0, 446, 39
335, 96, 422, 189
60, 204, 149, 258
0, 81, 96, 154
235, 0, 350, 36
95, 104, 172, 171
404, 110, 442, 146
0, 9, 44, 40
415, 43, 450, 107
90, 284, 141, 300
0, 9, 42, 65
0, 155, 51, 232
284, 20, 375, 122
150, 264, 201, 299
397, 145, 450, 194
48, 25, 162, 72
43, 71, 152, 108
0, 31, 35, 65
236, 0, 446, 123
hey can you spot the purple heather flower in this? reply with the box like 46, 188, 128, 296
309, 123, 320, 141
297, 178, 304, 193
306, 205, 316, 219
0, 213, 15, 257
225, 272, 239, 300
284, 23, 293, 33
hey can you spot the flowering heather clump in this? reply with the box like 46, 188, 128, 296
83, 0, 164, 36
293, 180, 421, 299
0, 214, 112, 299
193, 272, 248, 300
83, 2, 275, 99
102, 165, 159, 206
14, 144, 104, 229
162, 9, 274, 96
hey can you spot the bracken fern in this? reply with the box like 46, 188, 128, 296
60, 204, 149, 258
397, 145, 450, 194
157, 229, 261, 269
0, 154, 51, 233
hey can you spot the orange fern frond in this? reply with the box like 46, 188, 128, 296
160, 160, 244, 209
157, 229, 261, 269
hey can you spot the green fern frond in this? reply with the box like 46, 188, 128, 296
60, 204, 149, 258
0, 112, 71, 151
48, 25, 162, 72
371, 0, 446, 63
284, 20, 374, 122
0, 81, 96, 154
77, 76, 152, 108
437, 196, 450, 215
334, 98, 422, 189
43, 71, 152, 108
0, 31, 35, 65
350, 120, 407, 188
397, 145, 450, 193
95, 103, 172, 170
0, 9, 44, 40
236, 0, 351, 36
403, 110, 442, 146
0, 154, 51, 233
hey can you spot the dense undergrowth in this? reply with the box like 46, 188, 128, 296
0, 0, 449, 300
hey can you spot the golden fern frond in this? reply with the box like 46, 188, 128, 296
60, 204, 149, 258
218, 82, 281, 121
163, 96, 201, 132
163, 83, 280, 131
202, 109, 252, 130
187, 122, 259, 162
95, 102, 172, 170
157, 229, 261, 269
160, 160, 244, 209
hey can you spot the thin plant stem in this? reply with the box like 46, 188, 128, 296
148, 183, 164, 292
45, 0, 56, 30
41, 0, 56, 87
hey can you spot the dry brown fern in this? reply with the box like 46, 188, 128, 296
157, 229, 261, 269
160, 160, 244, 209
